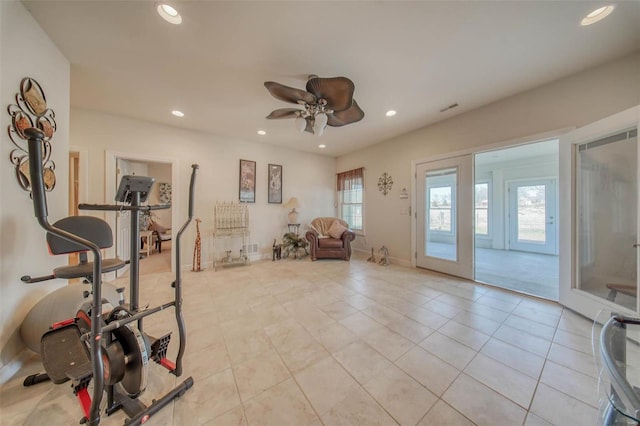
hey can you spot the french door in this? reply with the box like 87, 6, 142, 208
508, 179, 557, 255
416, 155, 473, 279
559, 106, 640, 319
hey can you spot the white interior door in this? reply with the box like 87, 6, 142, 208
508, 179, 557, 255
559, 106, 640, 320
416, 155, 473, 279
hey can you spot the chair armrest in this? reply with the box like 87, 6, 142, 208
341, 230, 356, 243
305, 230, 319, 246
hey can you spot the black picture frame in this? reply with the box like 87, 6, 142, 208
268, 164, 283, 204
239, 159, 256, 203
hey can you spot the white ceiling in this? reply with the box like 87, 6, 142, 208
23, 1, 640, 157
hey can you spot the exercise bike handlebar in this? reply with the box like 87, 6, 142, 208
78, 203, 170, 212
25, 128, 105, 425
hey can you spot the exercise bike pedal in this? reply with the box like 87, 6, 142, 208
40, 321, 90, 384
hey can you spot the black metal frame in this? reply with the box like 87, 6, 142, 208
25, 128, 197, 426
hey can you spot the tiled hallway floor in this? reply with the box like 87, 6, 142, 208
1, 255, 601, 425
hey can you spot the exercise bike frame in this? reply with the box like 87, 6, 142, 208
25, 128, 197, 426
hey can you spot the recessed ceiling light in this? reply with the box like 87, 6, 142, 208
157, 3, 182, 24
257, 130, 266, 135
171, 110, 184, 117
318, 144, 326, 149
385, 110, 397, 117
580, 5, 615, 26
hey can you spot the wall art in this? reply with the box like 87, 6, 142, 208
268, 163, 282, 204
378, 172, 393, 195
158, 182, 172, 204
239, 159, 256, 203
7, 77, 57, 192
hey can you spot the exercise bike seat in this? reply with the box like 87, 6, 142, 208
47, 216, 126, 279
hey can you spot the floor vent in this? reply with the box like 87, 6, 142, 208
243, 243, 259, 254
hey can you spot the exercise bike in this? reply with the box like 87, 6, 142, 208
22, 127, 197, 426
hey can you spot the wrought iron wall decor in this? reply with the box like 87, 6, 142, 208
7, 77, 57, 192
378, 172, 393, 195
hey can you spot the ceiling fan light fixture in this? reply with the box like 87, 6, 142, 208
157, 3, 182, 24
313, 112, 328, 136
386, 110, 397, 117
580, 5, 614, 26
171, 110, 184, 117
295, 116, 306, 133
318, 144, 326, 149
257, 130, 266, 135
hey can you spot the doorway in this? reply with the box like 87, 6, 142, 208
105, 151, 177, 275
474, 140, 559, 300
416, 155, 473, 279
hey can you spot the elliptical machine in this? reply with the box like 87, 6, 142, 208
22, 127, 197, 426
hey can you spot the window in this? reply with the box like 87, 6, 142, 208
337, 168, 364, 231
475, 182, 489, 236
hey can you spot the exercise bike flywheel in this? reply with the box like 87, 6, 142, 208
105, 309, 150, 398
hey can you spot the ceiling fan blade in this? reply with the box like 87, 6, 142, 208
264, 81, 316, 105
327, 99, 365, 127
306, 77, 355, 112
266, 108, 301, 119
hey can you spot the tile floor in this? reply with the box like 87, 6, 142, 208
0, 254, 603, 425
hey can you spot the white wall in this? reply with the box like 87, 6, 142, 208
337, 52, 640, 263
70, 108, 336, 268
0, 1, 70, 369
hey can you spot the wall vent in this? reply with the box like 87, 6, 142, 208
439, 103, 459, 113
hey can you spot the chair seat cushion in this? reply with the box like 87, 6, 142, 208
53, 258, 126, 279
318, 238, 343, 248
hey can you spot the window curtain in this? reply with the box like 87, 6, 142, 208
336, 167, 364, 191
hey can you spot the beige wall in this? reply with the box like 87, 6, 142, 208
70, 108, 337, 268
0, 1, 70, 369
337, 52, 640, 262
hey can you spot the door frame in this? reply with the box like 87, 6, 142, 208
559, 105, 640, 319
105, 151, 178, 273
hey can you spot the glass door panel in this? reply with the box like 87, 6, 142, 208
426, 169, 457, 260
576, 129, 638, 311
559, 105, 639, 320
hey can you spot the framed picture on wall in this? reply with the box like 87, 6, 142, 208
239, 159, 256, 203
268, 164, 282, 204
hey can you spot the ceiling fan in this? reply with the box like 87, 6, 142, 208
264, 75, 364, 136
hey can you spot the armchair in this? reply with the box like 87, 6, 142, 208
148, 220, 172, 253
305, 217, 356, 261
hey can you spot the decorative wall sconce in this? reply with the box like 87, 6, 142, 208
7, 77, 57, 192
378, 172, 393, 195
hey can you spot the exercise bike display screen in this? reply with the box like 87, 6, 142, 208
115, 175, 155, 203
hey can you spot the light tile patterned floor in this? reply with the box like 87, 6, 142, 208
0, 254, 601, 425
